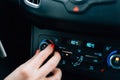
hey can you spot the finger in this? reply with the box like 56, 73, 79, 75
31, 49, 40, 59
46, 68, 62, 80
38, 52, 61, 76
22, 49, 40, 65
35, 49, 40, 54
28, 44, 54, 68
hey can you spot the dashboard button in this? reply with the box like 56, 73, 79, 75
65, 1, 90, 12
94, 52, 103, 57
71, 56, 84, 67
68, 39, 82, 46
73, 6, 80, 12
84, 56, 102, 64
89, 65, 94, 71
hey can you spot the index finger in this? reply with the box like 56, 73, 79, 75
38, 51, 61, 76
28, 44, 54, 68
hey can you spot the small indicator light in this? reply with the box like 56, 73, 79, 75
100, 68, 105, 73
115, 57, 120, 62
66, 54, 69, 56
73, 6, 79, 12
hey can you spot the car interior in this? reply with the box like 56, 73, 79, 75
1, 0, 120, 80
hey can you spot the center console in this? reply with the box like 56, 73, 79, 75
19, 0, 120, 79
31, 26, 120, 80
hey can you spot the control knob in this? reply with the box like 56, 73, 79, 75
107, 50, 120, 69
39, 39, 53, 50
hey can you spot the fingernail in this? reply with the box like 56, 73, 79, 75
51, 44, 55, 49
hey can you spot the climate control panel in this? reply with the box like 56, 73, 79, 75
38, 36, 120, 72
31, 27, 120, 79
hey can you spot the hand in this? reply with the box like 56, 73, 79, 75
4, 44, 62, 80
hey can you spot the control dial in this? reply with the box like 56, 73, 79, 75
110, 54, 120, 69
107, 50, 120, 69
39, 39, 53, 50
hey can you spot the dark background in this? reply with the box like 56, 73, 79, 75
0, 1, 30, 79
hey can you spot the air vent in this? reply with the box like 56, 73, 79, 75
24, 0, 41, 8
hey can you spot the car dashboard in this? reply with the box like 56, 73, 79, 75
1, 0, 120, 80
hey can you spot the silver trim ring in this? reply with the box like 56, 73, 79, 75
0, 40, 7, 58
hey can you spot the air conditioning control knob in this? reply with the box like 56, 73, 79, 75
110, 54, 120, 69
107, 50, 120, 69
39, 39, 53, 51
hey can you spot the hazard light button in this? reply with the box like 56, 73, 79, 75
73, 6, 80, 12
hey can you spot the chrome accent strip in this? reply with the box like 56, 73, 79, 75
24, 0, 41, 8
0, 40, 7, 58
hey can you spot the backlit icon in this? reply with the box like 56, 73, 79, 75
71, 40, 77, 45
72, 56, 84, 67
77, 49, 81, 53
94, 52, 102, 57
70, 40, 81, 46
86, 42, 95, 48
105, 46, 112, 51
93, 59, 98, 63
89, 66, 94, 71
62, 60, 66, 65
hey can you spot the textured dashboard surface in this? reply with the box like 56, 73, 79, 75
20, 0, 120, 27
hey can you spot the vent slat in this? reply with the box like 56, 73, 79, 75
27, 0, 40, 4
24, 0, 40, 8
